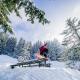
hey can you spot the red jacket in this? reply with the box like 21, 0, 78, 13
39, 44, 48, 54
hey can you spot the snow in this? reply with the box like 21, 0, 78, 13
66, 61, 80, 70
0, 55, 18, 69
0, 55, 80, 80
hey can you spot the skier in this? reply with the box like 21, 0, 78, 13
35, 43, 48, 60
39, 43, 48, 58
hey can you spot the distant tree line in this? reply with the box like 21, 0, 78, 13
0, 32, 63, 62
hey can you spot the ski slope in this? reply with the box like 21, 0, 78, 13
0, 55, 80, 80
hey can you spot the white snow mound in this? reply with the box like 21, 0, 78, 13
0, 55, 18, 68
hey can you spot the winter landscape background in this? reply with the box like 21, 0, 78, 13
1, 0, 80, 80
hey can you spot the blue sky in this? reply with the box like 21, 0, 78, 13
9, 0, 80, 43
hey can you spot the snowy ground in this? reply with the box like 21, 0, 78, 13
0, 55, 17, 69
66, 61, 80, 70
0, 55, 80, 80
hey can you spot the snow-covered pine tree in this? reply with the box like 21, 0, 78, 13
0, 32, 8, 55
15, 38, 32, 62
14, 38, 25, 61
18, 41, 32, 62
47, 39, 63, 61
24, 42, 32, 60
5, 37, 17, 57
62, 18, 80, 60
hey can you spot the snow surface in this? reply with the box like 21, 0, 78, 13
66, 61, 80, 70
0, 55, 80, 80
0, 55, 18, 69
